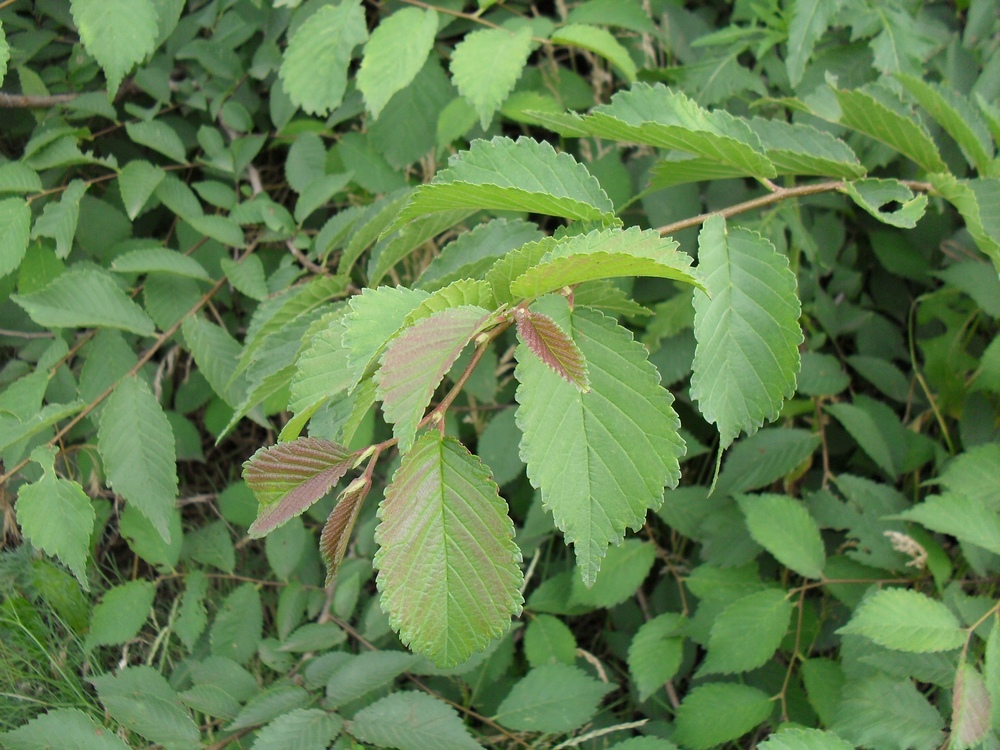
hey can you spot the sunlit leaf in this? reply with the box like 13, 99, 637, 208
451, 27, 533, 128
358, 7, 437, 119
837, 588, 966, 653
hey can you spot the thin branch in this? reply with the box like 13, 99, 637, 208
0, 91, 78, 108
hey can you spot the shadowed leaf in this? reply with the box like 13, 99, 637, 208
515, 307, 589, 392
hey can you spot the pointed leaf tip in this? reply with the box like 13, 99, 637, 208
243, 437, 354, 537
515, 307, 590, 392
320, 476, 371, 585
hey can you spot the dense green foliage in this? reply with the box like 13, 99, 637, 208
1, 0, 999, 748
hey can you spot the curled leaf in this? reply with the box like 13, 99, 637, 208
320, 476, 371, 585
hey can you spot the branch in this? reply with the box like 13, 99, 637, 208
0, 91, 78, 108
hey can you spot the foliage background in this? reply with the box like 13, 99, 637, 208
0, 0, 999, 748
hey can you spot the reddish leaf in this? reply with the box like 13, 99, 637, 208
952, 662, 991, 750
243, 437, 354, 537
320, 476, 371, 585
515, 307, 590, 392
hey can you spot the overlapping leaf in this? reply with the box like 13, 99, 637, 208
838, 588, 966, 652
451, 26, 533, 129
357, 7, 437, 119
375, 305, 490, 454
515, 295, 685, 584
373, 433, 523, 667
928, 174, 1000, 271
515, 307, 589, 391
550, 24, 636, 82
243, 438, 354, 537
389, 136, 616, 232
690, 216, 802, 449
320, 477, 370, 585
786, 0, 840, 87
70, 0, 158, 94
749, 118, 864, 179
342, 286, 430, 389
29, 179, 86, 259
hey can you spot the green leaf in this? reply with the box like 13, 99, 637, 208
252, 709, 343, 750
508, 226, 700, 299
181, 317, 247, 407
716, 428, 821, 496
524, 614, 577, 667
843, 178, 927, 228
390, 136, 616, 232
324, 651, 419, 707
748, 118, 865, 179
451, 27, 533, 128
358, 7, 437, 119
837, 588, 966, 652
211, 583, 262, 665
125, 120, 187, 164
550, 24, 636, 82
831, 84, 948, 174
189, 214, 245, 248
374, 433, 523, 667
368, 209, 476, 286
698, 589, 793, 675
672, 683, 773, 750
493, 664, 614, 733
376, 306, 491, 453
0, 197, 31, 278
348, 692, 481, 750
0, 708, 131, 750
534, 83, 775, 179
570, 538, 656, 609
70, 0, 158, 94
227, 685, 310, 731
986, 626, 1000, 729
90, 666, 199, 748
737, 494, 826, 579
403, 279, 495, 324
938, 444, 1000, 509
515, 296, 684, 584
785, 0, 840, 87
758, 728, 854, 750
830, 675, 944, 750
0, 161, 42, 194
342, 286, 430, 388
515, 307, 589, 392
279, 621, 346, 652
30, 179, 87, 259
175, 570, 208, 651
118, 160, 165, 219
13, 267, 156, 336
798, 351, 850, 396
566, 0, 656, 33
927, 175, 1000, 272
628, 612, 685, 701
690, 215, 802, 449
16, 447, 94, 590
289, 322, 352, 415
243, 437, 354, 537
951, 663, 991, 750
896, 493, 1000, 556
84, 580, 155, 651
220, 256, 267, 300
0, 19, 7, 88
825, 400, 901, 479
112, 246, 211, 280
98, 376, 178, 542
279, 0, 367, 116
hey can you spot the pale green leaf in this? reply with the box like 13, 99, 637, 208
0, 197, 30, 278
278, 0, 368, 116
628, 612, 685, 701
324, 651, 419, 707
30, 179, 87, 258
716, 428, 821, 496
358, 7, 437, 119
494, 664, 614, 733
831, 84, 948, 174
403, 279, 495, 324
837, 588, 966, 652
13, 267, 155, 335
749, 118, 865, 179
938, 444, 1000, 510
570, 538, 656, 608
830, 675, 944, 750
125, 120, 187, 164
566, 0, 656, 33
690, 215, 802, 449
16, 448, 94, 590
927, 174, 1000, 272
84, 580, 155, 651
524, 614, 577, 667
534, 83, 775, 179
0, 708, 130, 750
112, 246, 211, 280
648, 155, 749, 189
376, 306, 491, 453
342, 286, 430, 389
175, 570, 208, 651
952, 663, 991, 750
698, 589, 793, 675
221, 256, 267, 300
118, 160, 165, 220
0, 19, 7, 88
509, 226, 699, 299
98, 376, 178, 542
551, 24, 636, 82
786, 0, 840, 87
758, 728, 854, 750
737, 493, 826, 579
0, 161, 42, 194
374, 433, 523, 667
895, 493, 1000, 556
181, 316, 247, 407
349, 692, 481, 750
289, 321, 352, 414
843, 178, 927, 228
337, 189, 412, 275
515, 296, 684, 584
285, 133, 326, 193
120, 504, 181, 571
91, 666, 199, 748
211, 583, 262, 665
390, 136, 616, 232
252, 708, 343, 750
70, 0, 158, 94
368, 209, 475, 286
451, 27, 533, 128
672, 683, 773, 750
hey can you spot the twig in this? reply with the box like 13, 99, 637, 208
0, 91, 78, 108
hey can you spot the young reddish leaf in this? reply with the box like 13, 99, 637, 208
243, 438, 354, 537
374, 433, 523, 667
952, 663, 991, 750
375, 305, 491, 453
320, 476, 371, 585
515, 307, 590, 392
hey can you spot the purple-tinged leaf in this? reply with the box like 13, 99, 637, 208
515, 307, 589, 392
375, 305, 491, 453
952, 662, 991, 750
243, 438, 354, 537
374, 433, 523, 667
320, 476, 371, 585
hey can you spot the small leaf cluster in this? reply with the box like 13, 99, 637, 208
1, 1, 1000, 749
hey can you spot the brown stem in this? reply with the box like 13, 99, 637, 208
0, 91, 78, 108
